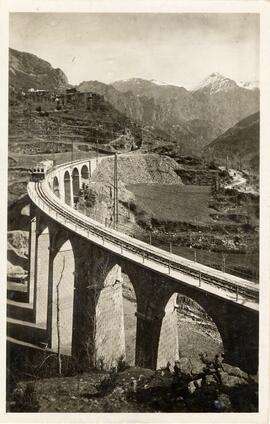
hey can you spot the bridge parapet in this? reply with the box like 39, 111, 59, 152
10, 154, 259, 373
27, 157, 259, 311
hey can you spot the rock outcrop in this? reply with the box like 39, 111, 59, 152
92, 154, 183, 186
8, 360, 257, 412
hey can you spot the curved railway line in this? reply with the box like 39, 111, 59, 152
27, 159, 259, 306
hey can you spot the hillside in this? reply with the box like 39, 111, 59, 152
77, 80, 204, 155
9, 48, 69, 91
78, 80, 219, 154
8, 85, 170, 204
113, 78, 194, 111
8, 94, 143, 149
78, 80, 146, 123
8, 96, 145, 205
205, 112, 259, 170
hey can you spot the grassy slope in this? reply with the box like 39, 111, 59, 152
127, 184, 214, 225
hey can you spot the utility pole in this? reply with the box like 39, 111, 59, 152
216, 172, 220, 193
113, 153, 118, 228
96, 135, 98, 165
90, 93, 93, 112
222, 254, 226, 273
128, 200, 131, 220
72, 139, 74, 162
226, 155, 229, 171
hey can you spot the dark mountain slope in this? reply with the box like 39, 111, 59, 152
78, 80, 221, 154
205, 112, 259, 169
9, 48, 69, 90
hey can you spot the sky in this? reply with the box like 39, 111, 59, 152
9, 13, 259, 88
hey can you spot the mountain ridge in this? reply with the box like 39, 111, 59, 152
94, 74, 259, 145
191, 72, 238, 94
9, 47, 260, 156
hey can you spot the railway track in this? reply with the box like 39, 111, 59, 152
28, 178, 259, 305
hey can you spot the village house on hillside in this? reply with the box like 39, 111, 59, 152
9, 85, 105, 112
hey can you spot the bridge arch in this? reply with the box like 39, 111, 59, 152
181, 289, 258, 373
20, 157, 259, 376
126, 267, 227, 371
53, 176, 60, 198
156, 292, 223, 370
72, 167, 80, 198
70, 243, 139, 369
81, 164, 89, 182
64, 170, 72, 205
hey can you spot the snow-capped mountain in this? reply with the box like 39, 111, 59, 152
191, 72, 259, 132
150, 79, 170, 86
237, 80, 259, 90
192, 72, 260, 94
191, 72, 238, 94
110, 73, 259, 147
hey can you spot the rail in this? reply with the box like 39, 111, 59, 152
27, 157, 259, 310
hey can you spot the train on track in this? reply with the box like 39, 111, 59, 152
29, 160, 54, 182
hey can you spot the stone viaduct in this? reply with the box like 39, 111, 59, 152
7, 156, 259, 374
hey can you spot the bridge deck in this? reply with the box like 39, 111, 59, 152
27, 158, 259, 312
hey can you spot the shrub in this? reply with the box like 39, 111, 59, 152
85, 189, 97, 208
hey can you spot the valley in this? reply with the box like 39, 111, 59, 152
7, 46, 260, 413
7, 49, 260, 341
